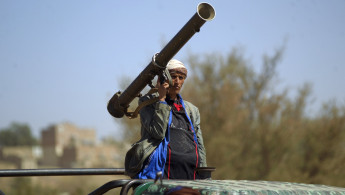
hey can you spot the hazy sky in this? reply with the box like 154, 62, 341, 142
1, 0, 344, 140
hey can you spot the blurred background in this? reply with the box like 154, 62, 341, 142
1, 0, 345, 194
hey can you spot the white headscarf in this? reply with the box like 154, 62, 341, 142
166, 59, 188, 77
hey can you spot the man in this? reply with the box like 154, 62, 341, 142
125, 59, 207, 179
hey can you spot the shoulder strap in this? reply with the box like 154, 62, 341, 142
126, 88, 160, 119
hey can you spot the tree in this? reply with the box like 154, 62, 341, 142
182, 48, 345, 186
0, 122, 38, 146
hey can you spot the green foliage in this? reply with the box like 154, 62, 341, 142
182, 48, 345, 187
0, 122, 38, 146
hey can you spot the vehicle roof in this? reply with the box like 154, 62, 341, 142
136, 180, 345, 195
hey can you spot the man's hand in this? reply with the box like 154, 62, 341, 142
157, 78, 169, 101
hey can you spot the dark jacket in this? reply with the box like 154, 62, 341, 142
124, 93, 207, 178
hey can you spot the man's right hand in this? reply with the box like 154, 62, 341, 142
156, 78, 169, 101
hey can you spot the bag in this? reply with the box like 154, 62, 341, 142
124, 138, 158, 178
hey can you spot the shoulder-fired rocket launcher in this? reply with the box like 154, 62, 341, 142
107, 3, 215, 118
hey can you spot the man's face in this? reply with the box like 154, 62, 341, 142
168, 72, 186, 97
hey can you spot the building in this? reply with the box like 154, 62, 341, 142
0, 122, 123, 169
0, 146, 41, 169
40, 122, 122, 168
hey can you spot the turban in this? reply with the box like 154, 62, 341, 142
166, 59, 187, 77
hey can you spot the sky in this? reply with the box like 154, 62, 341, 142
1, 0, 345, 140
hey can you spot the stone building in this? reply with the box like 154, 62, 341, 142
0, 146, 41, 169
40, 122, 122, 168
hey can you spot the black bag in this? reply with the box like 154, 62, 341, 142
124, 138, 158, 178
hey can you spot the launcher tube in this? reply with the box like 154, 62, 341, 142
108, 3, 215, 118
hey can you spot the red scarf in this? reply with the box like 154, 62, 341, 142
173, 103, 183, 111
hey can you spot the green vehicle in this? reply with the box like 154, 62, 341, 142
129, 179, 345, 195
88, 170, 345, 195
